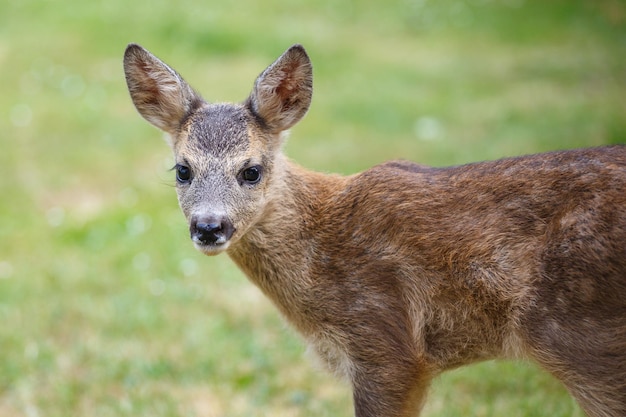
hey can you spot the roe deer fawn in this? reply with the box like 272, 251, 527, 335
123, 43, 626, 417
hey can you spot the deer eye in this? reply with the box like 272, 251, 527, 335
175, 164, 192, 184
240, 166, 262, 185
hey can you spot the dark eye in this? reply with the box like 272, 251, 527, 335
241, 166, 262, 185
175, 164, 192, 184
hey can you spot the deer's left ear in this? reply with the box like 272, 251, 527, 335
246, 44, 313, 134
124, 43, 203, 136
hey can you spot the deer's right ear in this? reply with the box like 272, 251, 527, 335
123, 44, 202, 136
246, 44, 313, 134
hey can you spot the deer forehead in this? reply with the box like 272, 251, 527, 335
178, 103, 260, 160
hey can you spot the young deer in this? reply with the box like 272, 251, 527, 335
123, 44, 626, 417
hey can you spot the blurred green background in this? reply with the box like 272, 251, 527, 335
1, 0, 624, 415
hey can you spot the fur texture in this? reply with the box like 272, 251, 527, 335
124, 43, 626, 417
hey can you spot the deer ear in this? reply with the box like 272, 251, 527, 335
123, 44, 202, 135
247, 44, 313, 134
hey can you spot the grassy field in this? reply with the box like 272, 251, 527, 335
1, 0, 624, 415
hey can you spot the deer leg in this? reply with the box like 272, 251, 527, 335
350, 359, 432, 417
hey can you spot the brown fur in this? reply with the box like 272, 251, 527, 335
124, 43, 626, 417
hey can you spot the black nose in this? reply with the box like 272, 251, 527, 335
190, 215, 234, 245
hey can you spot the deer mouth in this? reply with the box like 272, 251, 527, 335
192, 239, 231, 256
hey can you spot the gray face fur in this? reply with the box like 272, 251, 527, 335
123, 43, 313, 255
172, 103, 273, 254
184, 105, 250, 158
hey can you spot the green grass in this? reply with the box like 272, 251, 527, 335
1, 0, 624, 415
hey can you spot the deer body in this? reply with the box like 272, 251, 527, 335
124, 44, 626, 417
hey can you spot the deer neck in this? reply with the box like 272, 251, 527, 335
226, 157, 347, 332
